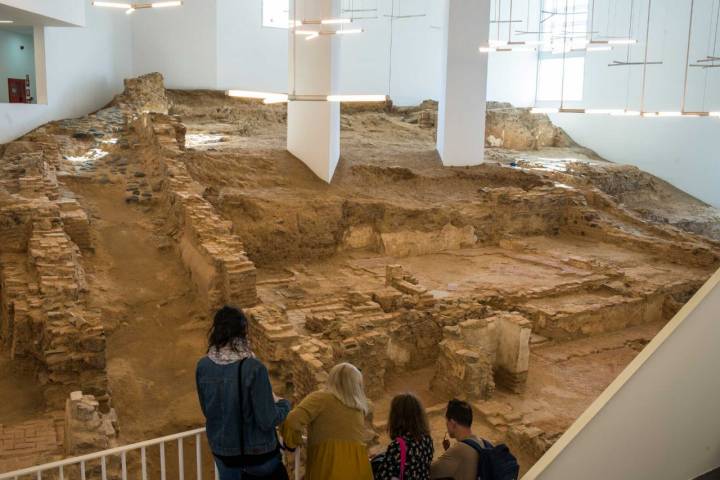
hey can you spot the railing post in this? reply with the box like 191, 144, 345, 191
195, 434, 202, 480
121, 451, 127, 480
80, 461, 86, 480
101, 456, 107, 480
160, 442, 166, 480
141, 446, 148, 480
59, 465, 64, 480
178, 438, 184, 480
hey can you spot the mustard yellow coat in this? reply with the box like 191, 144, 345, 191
280, 391, 373, 480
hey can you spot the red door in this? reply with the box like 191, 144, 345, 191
8, 78, 27, 103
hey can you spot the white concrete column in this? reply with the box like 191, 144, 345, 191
436, 0, 491, 166
287, 0, 341, 183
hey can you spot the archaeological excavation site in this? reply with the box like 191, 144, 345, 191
2, 1, 720, 479
1, 71, 719, 477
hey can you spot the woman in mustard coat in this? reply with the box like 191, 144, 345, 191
281, 363, 373, 479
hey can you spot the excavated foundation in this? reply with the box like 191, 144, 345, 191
1, 73, 719, 475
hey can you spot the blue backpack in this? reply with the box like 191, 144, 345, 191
462, 438, 519, 480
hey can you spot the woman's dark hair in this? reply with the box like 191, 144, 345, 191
207, 306, 248, 352
445, 399, 473, 427
387, 393, 430, 440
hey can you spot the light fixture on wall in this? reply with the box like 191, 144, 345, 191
92, 1, 183, 14
0, 20, 14, 24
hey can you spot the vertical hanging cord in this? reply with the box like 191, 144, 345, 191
387, 0, 394, 97
702, 0, 718, 111
560, 0, 569, 109
639, 0, 652, 114
292, 0, 297, 96
682, 0, 695, 113
533, 0, 542, 109
624, 0, 634, 111
527, 0, 531, 35
508, 0, 513, 44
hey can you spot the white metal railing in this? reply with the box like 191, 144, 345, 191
0, 429, 303, 480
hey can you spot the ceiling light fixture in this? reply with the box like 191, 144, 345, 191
610, 110, 641, 116
320, 18, 351, 25
151, 1, 182, 7
335, 28, 363, 35
585, 109, 627, 114
327, 94, 387, 102
0, 20, 15, 23
530, 107, 560, 114
93, 1, 132, 8
227, 91, 386, 104
479, 46, 537, 53
92, 1, 182, 11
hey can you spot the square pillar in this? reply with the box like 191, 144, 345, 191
287, 0, 341, 183
437, 0, 491, 166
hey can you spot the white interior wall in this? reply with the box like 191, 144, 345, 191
216, 0, 287, 93
132, 0, 217, 90
524, 268, 720, 480
0, 29, 36, 103
0, 5, 132, 144
480, 0, 719, 207
336, 0, 444, 105
0, 0, 85, 27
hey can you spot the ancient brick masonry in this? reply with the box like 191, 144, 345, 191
246, 264, 532, 410
0, 140, 109, 409
64, 391, 118, 456
130, 113, 258, 310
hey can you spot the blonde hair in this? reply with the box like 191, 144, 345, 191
326, 363, 369, 415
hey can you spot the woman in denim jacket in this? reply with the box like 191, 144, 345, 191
196, 306, 291, 480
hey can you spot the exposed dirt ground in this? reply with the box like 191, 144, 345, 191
1, 79, 719, 476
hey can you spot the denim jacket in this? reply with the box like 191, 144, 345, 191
196, 356, 291, 457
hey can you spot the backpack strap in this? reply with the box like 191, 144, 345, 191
461, 438, 491, 453
396, 437, 407, 480
237, 358, 249, 456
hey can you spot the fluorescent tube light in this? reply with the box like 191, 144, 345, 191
608, 39, 637, 45
227, 90, 286, 100
530, 108, 559, 114
585, 109, 626, 114
305, 33, 319, 40
610, 110, 641, 116
263, 94, 289, 104
479, 46, 537, 53
710, 112, 720, 117
93, 2, 132, 8
295, 30, 317, 35
335, 28, 363, 35
126, 8, 135, 14
586, 46, 613, 52
0, 20, 14, 23
327, 95, 387, 102
151, 1, 182, 7
321, 18, 351, 25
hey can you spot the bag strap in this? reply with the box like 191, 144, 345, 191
237, 358, 249, 456
461, 438, 491, 453
396, 437, 407, 480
